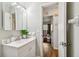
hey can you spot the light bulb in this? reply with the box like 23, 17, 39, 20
17, 5, 21, 8
11, 2, 17, 6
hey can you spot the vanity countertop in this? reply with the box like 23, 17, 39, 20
2, 36, 36, 48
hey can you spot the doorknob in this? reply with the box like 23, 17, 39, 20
61, 42, 67, 47
60, 42, 72, 47
67, 42, 72, 46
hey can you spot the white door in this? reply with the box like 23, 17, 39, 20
53, 16, 58, 49
51, 16, 58, 50
58, 2, 67, 57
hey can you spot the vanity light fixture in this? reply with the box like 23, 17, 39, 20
17, 5, 21, 8
11, 2, 17, 6
11, 2, 26, 10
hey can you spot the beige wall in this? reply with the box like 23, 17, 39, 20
67, 2, 79, 57
43, 6, 58, 16
67, 2, 74, 57
0, 3, 2, 30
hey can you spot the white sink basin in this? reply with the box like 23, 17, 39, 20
2, 36, 36, 48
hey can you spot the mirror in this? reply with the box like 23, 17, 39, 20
2, 2, 27, 30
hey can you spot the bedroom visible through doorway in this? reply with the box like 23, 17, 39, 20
42, 2, 58, 57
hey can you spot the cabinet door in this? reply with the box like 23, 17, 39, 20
3, 12, 12, 30
15, 8, 27, 30
18, 40, 36, 57
15, 8, 23, 30
22, 10, 27, 29
2, 3, 27, 30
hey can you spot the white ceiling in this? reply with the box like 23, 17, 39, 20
3, 2, 58, 9
17, 2, 32, 8
41, 2, 58, 7
16, 2, 58, 8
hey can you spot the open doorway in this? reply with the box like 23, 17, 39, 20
42, 3, 59, 57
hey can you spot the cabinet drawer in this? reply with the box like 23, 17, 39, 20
19, 45, 35, 57
25, 47, 35, 57
18, 40, 35, 57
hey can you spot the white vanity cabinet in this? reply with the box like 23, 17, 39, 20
2, 37, 36, 57
18, 40, 35, 57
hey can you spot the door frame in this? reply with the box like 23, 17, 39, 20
41, 2, 67, 57
58, 2, 67, 57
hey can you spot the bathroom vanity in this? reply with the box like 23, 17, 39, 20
2, 36, 36, 57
